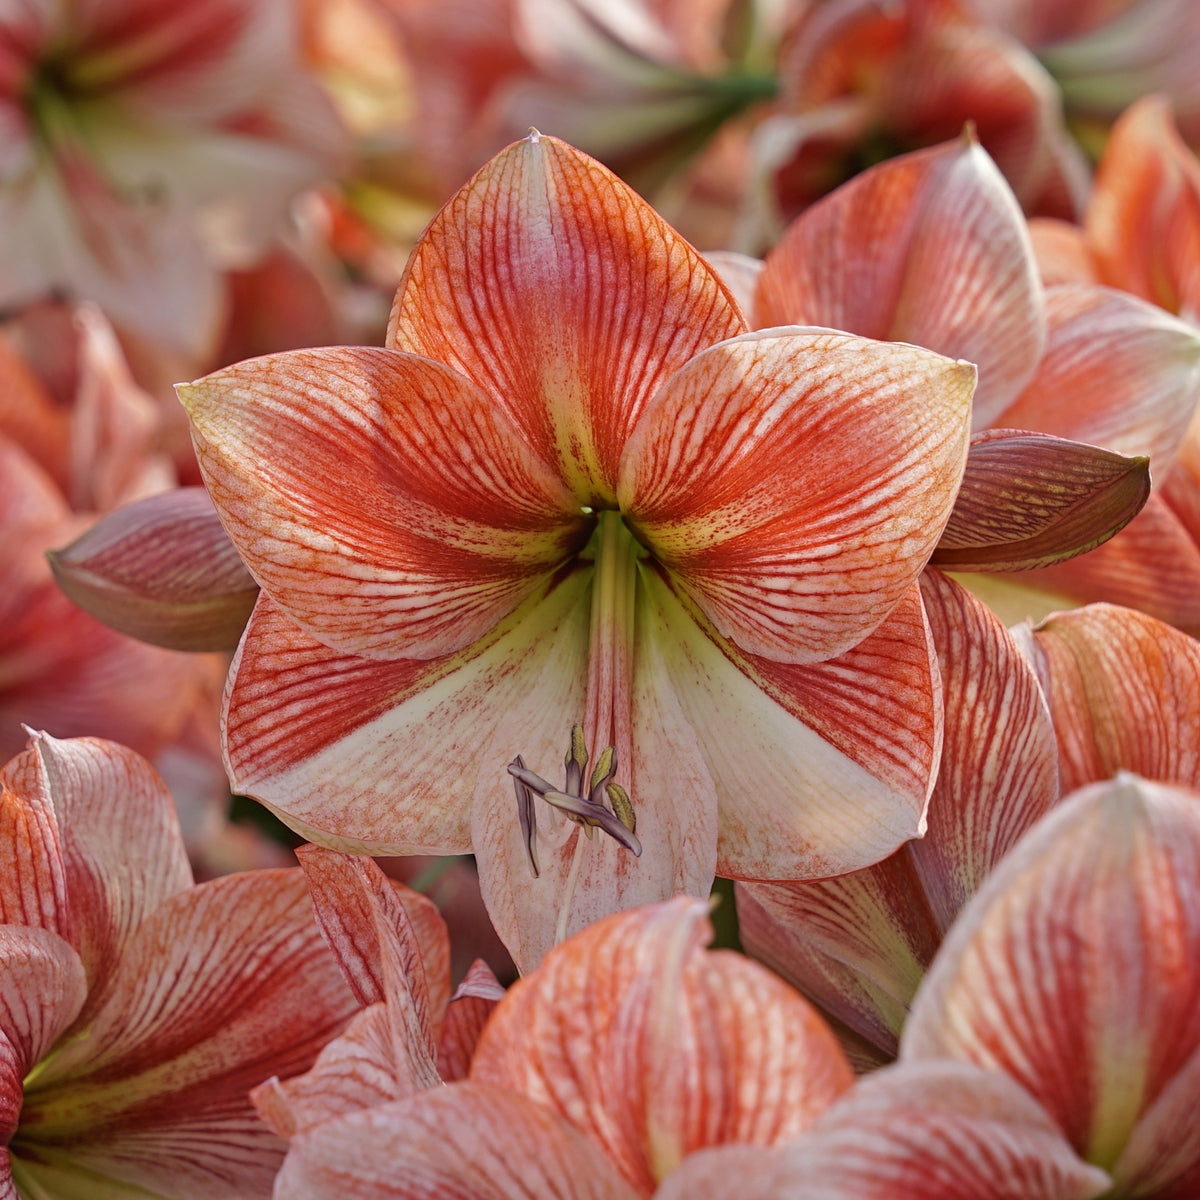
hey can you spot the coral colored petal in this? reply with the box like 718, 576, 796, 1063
180, 347, 584, 661
1014, 603, 1200, 794
644, 576, 938, 879
437, 961, 505, 1083
471, 898, 852, 1192
274, 1084, 641, 1200
655, 1061, 1111, 1200
19, 870, 358, 1198
0, 926, 87, 1073
903, 775, 1200, 1172
1027, 217, 1099, 286
995, 284, 1200, 467
755, 135, 1044, 426
621, 330, 973, 663
19, 733, 192, 1007
224, 574, 591, 855
912, 570, 1059, 927
1085, 95, 1200, 319
932, 430, 1151, 572
1018, 495, 1200, 634
387, 133, 746, 502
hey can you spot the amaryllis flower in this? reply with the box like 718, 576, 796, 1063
0, 0, 346, 356
180, 133, 975, 969
902, 772, 1200, 1197
0, 731, 360, 1198
269, 895, 855, 1198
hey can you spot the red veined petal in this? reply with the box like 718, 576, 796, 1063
620, 329, 973, 663
180, 346, 585, 662
387, 133, 746, 504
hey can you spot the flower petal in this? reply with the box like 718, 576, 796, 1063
1013, 603, 1200, 794
223, 573, 592, 855
654, 1061, 1112, 1200
437, 961, 505, 1083
994, 284, 1200, 468
471, 897, 853, 1191
932, 429, 1151, 572
754, 134, 1044, 426
643, 575, 940, 879
179, 346, 584, 661
19, 869, 358, 1199
387, 132, 746, 502
903, 775, 1200, 1175
274, 1084, 641, 1200
47, 487, 258, 652
620, 329, 974, 662
0, 925, 87, 1075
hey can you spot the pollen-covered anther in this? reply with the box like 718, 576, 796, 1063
507, 724, 642, 877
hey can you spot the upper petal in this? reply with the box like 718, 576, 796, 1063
620, 329, 974, 662
179, 346, 585, 661
755, 134, 1045, 427
387, 133, 747, 504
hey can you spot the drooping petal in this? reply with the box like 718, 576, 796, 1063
471, 897, 853, 1193
620, 329, 974, 662
47, 487, 258, 652
642, 576, 940, 881
754, 134, 1044, 426
654, 1061, 1111, 1200
931, 429, 1151, 572
902, 775, 1200, 1178
179, 346, 585, 661
993, 284, 1200, 469
273, 1084, 641, 1200
18, 869, 359, 1200
1012, 603, 1200, 793
387, 132, 747, 503
223, 572, 591, 855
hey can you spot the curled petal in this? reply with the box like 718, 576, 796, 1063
387, 132, 746, 502
471, 897, 853, 1192
48, 487, 258, 652
932, 429, 1150, 572
437, 961, 505, 1082
179, 347, 584, 661
621, 329, 974, 662
755, 134, 1045, 426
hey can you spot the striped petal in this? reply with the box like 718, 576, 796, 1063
932, 429, 1151, 572
903, 775, 1200, 1183
620, 329, 974, 663
643, 576, 940, 881
655, 1061, 1111, 1200
470, 897, 853, 1192
386, 132, 746, 504
1013, 602, 1200, 793
994, 284, 1200, 469
755, 135, 1045, 427
0, 925, 86, 1076
17, 869, 359, 1199
179, 347, 584, 661
223, 574, 591, 855
273, 1084, 641, 1200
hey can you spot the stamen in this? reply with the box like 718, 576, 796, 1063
507, 724, 642, 866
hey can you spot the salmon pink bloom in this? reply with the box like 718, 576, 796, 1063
0, 0, 346, 356
0, 731, 360, 1198
180, 133, 975, 970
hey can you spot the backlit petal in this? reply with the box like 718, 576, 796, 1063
755, 135, 1044, 426
621, 330, 973, 662
180, 346, 584, 661
387, 132, 746, 503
